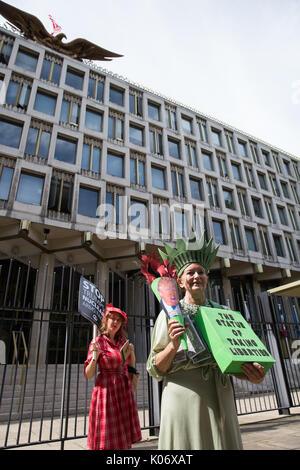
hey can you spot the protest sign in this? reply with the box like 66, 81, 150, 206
194, 306, 276, 374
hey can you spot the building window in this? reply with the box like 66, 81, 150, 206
260, 150, 270, 167
252, 197, 263, 218
150, 127, 163, 155
250, 142, 260, 164
0, 164, 14, 201
211, 128, 222, 147
106, 189, 123, 225
107, 151, 124, 178
273, 152, 281, 173
202, 151, 213, 171
229, 219, 243, 250
148, 101, 160, 121
171, 167, 184, 198
130, 154, 145, 186
198, 119, 208, 143
190, 178, 203, 201
0, 118, 23, 148
15, 47, 39, 72
244, 164, 256, 188
130, 199, 148, 229
185, 142, 197, 168
78, 186, 99, 218
277, 206, 288, 226
0, 34, 13, 65
282, 159, 291, 176
85, 108, 103, 132
151, 166, 166, 190
245, 228, 257, 251
16, 172, 44, 206
65, 67, 84, 90
165, 105, 177, 130
129, 90, 143, 117
213, 220, 226, 245
168, 137, 181, 159
181, 115, 193, 134
237, 189, 249, 216
231, 162, 241, 181
281, 181, 289, 199
54, 135, 77, 164
238, 140, 248, 158
34, 89, 57, 116
223, 188, 235, 210
174, 209, 189, 238
225, 131, 235, 154
273, 234, 285, 257
257, 172, 267, 190
109, 85, 124, 106
258, 227, 272, 257
291, 183, 300, 204
88, 73, 104, 102
216, 153, 228, 178
48, 172, 73, 215
292, 161, 300, 180
288, 206, 298, 230
152, 198, 169, 237
285, 235, 297, 262
207, 179, 219, 208
40, 55, 62, 85
81, 138, 101, 174
108, 111, 124, 142
129, 123, 144, 146
269, 173, 281, 197
60, 95, 81, 126
6, 75, 32, 110
264, 199, 276, 224
25, 122, 51, 159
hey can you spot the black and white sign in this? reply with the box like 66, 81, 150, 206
78, 276, 105, 328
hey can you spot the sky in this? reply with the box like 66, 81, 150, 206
2, 0, 300, 158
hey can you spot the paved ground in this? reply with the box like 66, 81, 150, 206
6, 408, 300, 451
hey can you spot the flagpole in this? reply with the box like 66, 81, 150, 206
278, 303, 292, 359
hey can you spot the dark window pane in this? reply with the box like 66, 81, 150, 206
66, 68, 84, 90
34, 91, 57, 115
213, 220, 225, 245
107, 152, 124, 177
152, 167, 165, 190
109, 86, 124, 106
190, 179, 202, 200
130, 125, 143, 146
16, 173, 44, 205
0, 167, 13, 200
85, 109, 103, 132
168, 139, 180, 159
148, 102, 160, 120
245, 229, 257, 251
78, 187, 98, 217
54, 136, 77, 164
0, 119, 23, 148
25, 127, 39, 155
16, 49, 38, 72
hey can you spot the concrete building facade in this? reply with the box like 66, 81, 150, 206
0, 25, 300, 330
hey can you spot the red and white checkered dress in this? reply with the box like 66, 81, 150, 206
84, 335, 142, 450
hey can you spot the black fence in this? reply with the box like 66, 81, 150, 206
0, 258, 300, 449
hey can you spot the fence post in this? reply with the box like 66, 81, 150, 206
259, 292, 292, 414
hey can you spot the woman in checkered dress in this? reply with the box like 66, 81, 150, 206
84, 305, 142, 450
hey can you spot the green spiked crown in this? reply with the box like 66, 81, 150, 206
158, 233, 220, 277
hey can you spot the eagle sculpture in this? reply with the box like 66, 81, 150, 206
0, 1, 123, 62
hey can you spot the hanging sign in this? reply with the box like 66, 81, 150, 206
194, 307, 276, 374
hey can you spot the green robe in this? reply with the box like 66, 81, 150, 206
146, 299, 243, 450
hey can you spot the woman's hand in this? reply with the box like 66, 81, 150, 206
234, 362, 266, 384
168, 320, 185, 351
128, 343, 136, 366
91, 340, 100, 361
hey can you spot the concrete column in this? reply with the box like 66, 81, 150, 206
29, 253, 56, 365
95, 260, 109, 299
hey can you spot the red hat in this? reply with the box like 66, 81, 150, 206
105, 303, 128, 324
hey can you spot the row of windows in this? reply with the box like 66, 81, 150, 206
0, 163, 298, 264
1, 32, 300, 181
0, 115, 299, 208
0, 159, 299, 235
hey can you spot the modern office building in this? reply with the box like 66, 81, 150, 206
0, 24, 300, 331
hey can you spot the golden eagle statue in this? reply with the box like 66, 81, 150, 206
0, 1, 123, 62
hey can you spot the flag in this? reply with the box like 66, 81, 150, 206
292, 304, 300, 339
278, 303, 288, 338
49, 15, 62, 36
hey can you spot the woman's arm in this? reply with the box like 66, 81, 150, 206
155, 320, 185, 374
232, 362, 266, 384
85, 341, 100, 380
